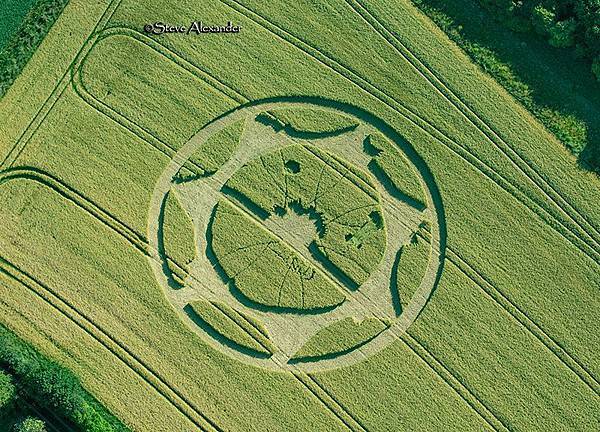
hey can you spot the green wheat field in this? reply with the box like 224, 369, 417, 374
1, 0, 599, 431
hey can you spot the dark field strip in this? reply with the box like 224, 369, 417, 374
0, 0, 37, 51
215, 0, 600, 266
0, 0, 69, 98
345, 0, 600, 251
0, 257, 222, 432
69, 25, 599, 391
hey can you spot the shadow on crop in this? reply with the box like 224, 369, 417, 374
288, 324, 386, 364
256, 111, 358, 140
183, 303, 271, 359
414, 0, 600, 174
157, 191, 187, 290
199, 95, 447, 311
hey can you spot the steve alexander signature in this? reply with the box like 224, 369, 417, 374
143, 21, 241, 35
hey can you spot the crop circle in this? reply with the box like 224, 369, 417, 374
147, 97, 445, 372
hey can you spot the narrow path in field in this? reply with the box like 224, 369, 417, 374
0, 167, 147, 251
0, 258, 221, 432
43, 22, 600, 426
0, 169, 364, 432
7, 159, 600, 404
399, 332, 511, 432
73, 26, 600, 267
215, 0, 600, 266
344, 0, 600, 251
2, 7, 596, 430
292, 372, 370, 432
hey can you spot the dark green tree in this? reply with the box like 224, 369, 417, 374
0, 370, 16, 415
15, 417, 47, 432
549, 18, 577, 47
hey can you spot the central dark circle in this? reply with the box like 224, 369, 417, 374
285, 159, 301, 174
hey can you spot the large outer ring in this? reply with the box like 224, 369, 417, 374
147, 97, 446, 372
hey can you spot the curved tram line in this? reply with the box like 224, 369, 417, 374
1, 3, 597, 388
0, 168, 365, 431
7, 15, 600, 267
216, 0, 600, 265
1, 161, 501, 432
0, 258, 222, 432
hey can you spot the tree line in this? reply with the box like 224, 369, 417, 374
480, 0, 600, 80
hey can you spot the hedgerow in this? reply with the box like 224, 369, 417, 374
413, 0, 600, 171
0, 0, 69, 98
15, 417, 47, 432
0, 370, 16, 411
0, 324, 129, 432
478, 1, 600, 81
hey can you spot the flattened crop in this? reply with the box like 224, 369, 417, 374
210, 199, 346, 310
225, 144, 387, 287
